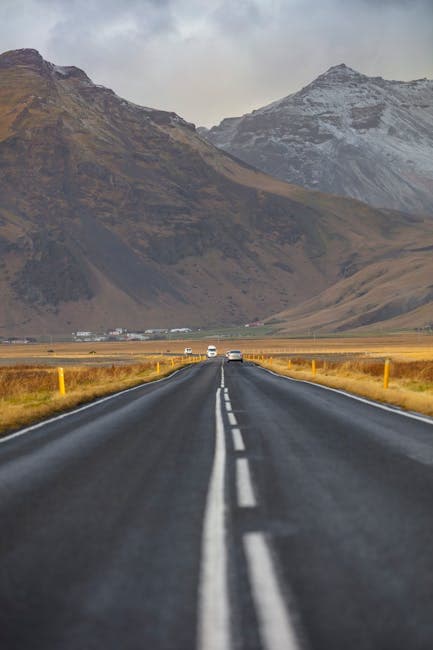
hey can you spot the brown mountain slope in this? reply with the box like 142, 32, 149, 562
0, 49, 432, 336
268, 247, 433, 334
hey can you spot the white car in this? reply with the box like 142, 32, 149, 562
184, 347, 193, 355
226, 350, 243, 363
206, 345, 217, 358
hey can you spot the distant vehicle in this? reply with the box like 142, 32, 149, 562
184, 347, 193, 355
226, 350, 243, 363
206, 345, 217, 358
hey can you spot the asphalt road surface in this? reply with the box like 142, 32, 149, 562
1, 358, 433, 650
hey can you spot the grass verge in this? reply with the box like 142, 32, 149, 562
249, 356, 433, 418
0, 357, 196, 437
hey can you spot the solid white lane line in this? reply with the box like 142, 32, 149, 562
197, 387, 231, 650
225, 402, 233, 412
259, 366, 433, 426
228, 412, 238, 426
244, 533, 301, 650
232, 427, 245, 452
220, 364, 225, 388
236, 458, 256, 507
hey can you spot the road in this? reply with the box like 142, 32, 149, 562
1, 358, 433, 650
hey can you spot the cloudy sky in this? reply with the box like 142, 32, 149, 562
1, 0, 432, 126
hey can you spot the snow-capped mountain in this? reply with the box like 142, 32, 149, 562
201, 64, 433, 215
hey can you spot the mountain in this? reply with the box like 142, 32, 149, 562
267, 244, 433, 335
201, 64, 433, 215
0, 49, 432, 336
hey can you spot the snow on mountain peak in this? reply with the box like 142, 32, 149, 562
320, 63, 363, 79
203, 66, 433, 215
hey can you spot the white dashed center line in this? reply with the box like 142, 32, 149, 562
244, 533, 301, 650
236, 458, 257, 507
228, 412, 238, 427
232, 427, 245, 452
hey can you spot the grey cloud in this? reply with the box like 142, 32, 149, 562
46, 0, 177, 38
346, 0, 431, 5
211, 0, 265, 33
0, 0, 431, 126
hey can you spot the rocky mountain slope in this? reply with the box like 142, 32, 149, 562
1, 49, 432, 336
201, 64, 433, 215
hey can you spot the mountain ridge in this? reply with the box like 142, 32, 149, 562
201, 64, 433, 215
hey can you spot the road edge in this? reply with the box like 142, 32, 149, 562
255, 364, 433, 426
0, 364, 194, 445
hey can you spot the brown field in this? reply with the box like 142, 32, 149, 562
1, 333, 432, 364
0, 335, 432, 435
230, 335, 433, 361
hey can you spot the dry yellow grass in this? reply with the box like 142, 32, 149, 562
249, 355, 433, 417
0, 356, 197, 436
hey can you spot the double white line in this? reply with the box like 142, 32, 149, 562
197, 366, 301, 650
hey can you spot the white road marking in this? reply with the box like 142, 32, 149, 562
236, 458, 256, 507
197, 386, 231, 650
225, 402, 233, 412
232, 427, 245, 452
259, 366, 433, 426
224, 388, 229, 394
220, 364, 225, 388
228, 412, 238, 426
224, 394, 230, 402
244, 533, 301, 650
0, 366, 188, 445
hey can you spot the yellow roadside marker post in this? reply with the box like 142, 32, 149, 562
156, 362, 160, 375
384, 359, 390, 389
288, 359, 292, 370
171, 358, 174, 367
312, 359, 316, 378
57, 367, 66, 396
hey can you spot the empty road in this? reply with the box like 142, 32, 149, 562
1, 359, 433, 650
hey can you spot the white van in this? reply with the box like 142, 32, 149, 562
206, 345, 217, 358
